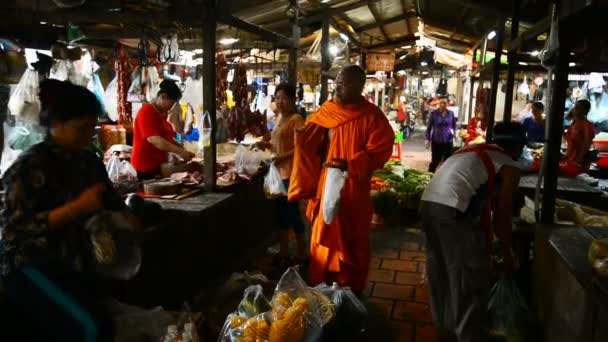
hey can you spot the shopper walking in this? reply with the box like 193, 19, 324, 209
289, 65, 394, 294
420, 122, 525, 342
425, 98, 456, 172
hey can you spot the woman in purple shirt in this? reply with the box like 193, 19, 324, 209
425, 99, 457, 172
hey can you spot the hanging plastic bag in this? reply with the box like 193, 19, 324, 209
50, 59, 70, 81
7, 69, 40, 123
314, 282, 368, 340
196, 110, 212, 151
1, 123, 22, 175
104, 77, 119, 122
8, 122, 45, 151
84, 210, 141, 280
487, 277, 532, 341
87, 73, 106, 114
322, 167, 347, 225
128, 67, 145, 103
264, 162, 286, 199
146, 66, 160, 103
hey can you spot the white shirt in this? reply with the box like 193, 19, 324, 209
421, 144, 517, 212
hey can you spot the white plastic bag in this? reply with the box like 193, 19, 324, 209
7, 69, 40, 123
322, 167, 347, 225
0, 123, 22, 175
263, 163, 286, 199
146, 66, 160, 103
50, 60, 70, 81
104, 77, 119, 121
106, 155, 122, 182
87, 73, 105, 114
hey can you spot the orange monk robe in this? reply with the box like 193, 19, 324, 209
290, 98, 394, 292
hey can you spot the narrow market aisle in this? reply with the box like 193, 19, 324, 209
363, 227, 439, 342
400, 129, 431, 172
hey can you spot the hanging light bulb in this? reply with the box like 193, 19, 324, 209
329, 45, 339, 56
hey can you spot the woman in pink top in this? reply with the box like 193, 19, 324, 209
561, 100, 596, 176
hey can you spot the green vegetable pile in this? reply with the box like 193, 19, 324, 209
372, 161, 433, 216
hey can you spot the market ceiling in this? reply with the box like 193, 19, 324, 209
1, 0, 553, 55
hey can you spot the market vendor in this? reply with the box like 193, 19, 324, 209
420, 122, 525, 341
131, 80, 195, 180
561, 99, 596, 176
0, 79, 139, 341
465, 111, 486, 145
522, 101, 546, 144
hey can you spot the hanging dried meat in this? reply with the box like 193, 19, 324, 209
116, 45, 133, 132
231, 62, 248, 108
216, 53, 228, 107
224, 106, 268, 142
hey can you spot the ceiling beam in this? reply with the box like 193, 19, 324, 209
367, 2, 391, 42
356, 13, 416, 32
336, 13, 359, 30
330, 17, 362, 49
509, 16, 550, 52
301, 0, 381, 25
445, 0, 507, 16
218, 14, 296, 48
400, 0, 412, 34
367, 36, 416, 51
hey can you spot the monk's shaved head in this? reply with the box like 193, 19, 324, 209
335, 65, 367, 104
342, 65, 366, 89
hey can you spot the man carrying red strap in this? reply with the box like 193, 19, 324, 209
420, 122, 526, 342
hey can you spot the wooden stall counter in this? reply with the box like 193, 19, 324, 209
533, 224, 608, 342
519, 174, 604, 209
116, 175, 279, 309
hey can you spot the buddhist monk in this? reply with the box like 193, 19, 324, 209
289, 65, 394, 294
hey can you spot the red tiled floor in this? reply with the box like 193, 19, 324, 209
395, 271, 421, 286
414, 285, 429, 304
388, 321, 415, 342
400, 250, 426, 261
401, 242, 421, 251
375, 248, 400, 259
415, 324, 440, 342
382, 259, 418, 272
368, 269, 396, 283
372, 283, 415, 301
393, 301, 433, 323
366, 298, 394, 319
370, 256, 381, 269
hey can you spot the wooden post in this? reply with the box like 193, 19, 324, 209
503, 0, 520, 122
320, 15, 330, 104
287, 0, 300, 88
203, 0, 217, 192
541, 12, 568, 224
486, 16, 505, 141
468, 48, 477, 121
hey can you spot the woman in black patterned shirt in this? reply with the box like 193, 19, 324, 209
0, 79, 138, 341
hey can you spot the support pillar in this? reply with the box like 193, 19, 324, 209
503, 0, 521, 122
486, 16, 505, 141
320, 15, 330, 104
203, 0, 217, 192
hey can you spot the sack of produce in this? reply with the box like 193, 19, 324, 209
84, 211, 141, 280
217, 267, 328, 342
314, 282, 367, 340
322, 167, 347, 225
264, 163, 287, 199
488, 277, 532, 341
7, 69, 40, 123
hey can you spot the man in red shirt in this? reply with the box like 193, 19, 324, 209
561, 99, 596, 176
131, 80, 195, 179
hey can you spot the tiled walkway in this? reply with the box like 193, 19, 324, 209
364, 227, 439, 342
